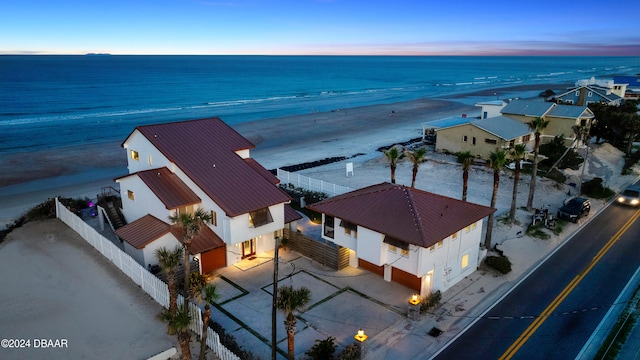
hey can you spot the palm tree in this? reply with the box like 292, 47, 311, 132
406, 148, 427, 188
383, 147, 405, 184
157, 304, 192, 360
155, 245, 184, 333
457, 151, 474, 202
189, 273, 220, 360
484, 149, 507, 250
169, 208, 212, 301
526, 117, 549, 211
509, 144, 527, 223
276, 285, 312, 360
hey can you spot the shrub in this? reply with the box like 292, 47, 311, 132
338, 344, 361, 360
419, 290, 442, 313
305, 336, 337, 360
581, 177, 615, 199
485, 256, 512, 274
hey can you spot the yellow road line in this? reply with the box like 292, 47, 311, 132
499, 209, 640, 360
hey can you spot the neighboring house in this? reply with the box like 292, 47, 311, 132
500, 99, 595, 146
554, 84, 623, 107
306, 183, 495, 295
614, 75, 640, 99
476, 100, 508, 119
114, 117, 293, 273
435, 116, 533, 159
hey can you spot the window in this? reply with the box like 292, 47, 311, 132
588, 91, 593, 97
463, 135, 468, 142
472, 137, 476, 145
565, 99, 574, 104
484, 138, 497, 145
451, 232, 457, 240
130, 150, 139, 161
127, 190, 135, 200
575, 91, 580, 96
324, 216, 335, 239
249, 208, 273, 227
388, 245, 397, 253
522, 134, 531, 143
465, 225, 471, 233
471, 222, 477, 230
429, 244, 436, 252
401, 248, 409, 257
461, 254, 469, 269
340, 220, 357, 237
211, 211, 217, 226
148, 155, 152, 166
437, 240, 443, 248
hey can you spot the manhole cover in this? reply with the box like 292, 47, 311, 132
428, 327, 443, 337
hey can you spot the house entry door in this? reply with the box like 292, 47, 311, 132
242, 239, 256, 258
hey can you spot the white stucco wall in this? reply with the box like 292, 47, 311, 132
141, 233, 182, 268
117, 176, 171, 224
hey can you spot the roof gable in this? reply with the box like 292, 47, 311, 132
546, 104, 594, 119
129, 118, 290, 217
501, 99, 554, 117
115, 214, 171, 249
134, 167, 201, 210
307, 183, 495, 248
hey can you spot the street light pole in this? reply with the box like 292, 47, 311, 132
271, 236, 280, 360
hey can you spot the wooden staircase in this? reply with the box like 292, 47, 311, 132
106, 202, 125, 229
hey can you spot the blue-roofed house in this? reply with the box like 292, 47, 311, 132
554, 85, 624, 106
501, 99, 595, 146
434, 116, 533, 159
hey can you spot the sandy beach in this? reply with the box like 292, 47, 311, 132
0, 82, 569, 228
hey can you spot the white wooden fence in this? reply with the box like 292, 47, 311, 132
55, 198, 240, 360
277, 168, 354, 197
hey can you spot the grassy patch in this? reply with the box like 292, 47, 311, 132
526, 222, 551, 240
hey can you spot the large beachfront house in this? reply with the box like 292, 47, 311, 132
500, 99, 595, 146
113, 117, 296, 273
434, 116, 533, 159
306, 183, 495, 295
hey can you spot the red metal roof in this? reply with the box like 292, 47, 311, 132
284, 204, 303, 224
121, 167, 201, 210
128, 118, 290, 217
306, 182, 495, 248
170, 225, 225, 254
244, 158, 280, 184
115, 214, 171, 249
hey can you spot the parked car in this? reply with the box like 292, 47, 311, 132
616, 185, 640, 206
557, 197, 591, 223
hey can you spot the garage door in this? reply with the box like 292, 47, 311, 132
391, 267, 421, 292
201, 246, 226, 274
358, 259, 384, 277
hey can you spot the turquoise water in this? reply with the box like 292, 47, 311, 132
1, 55, 638, 153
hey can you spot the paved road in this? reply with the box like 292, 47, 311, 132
433, 203, 640, 359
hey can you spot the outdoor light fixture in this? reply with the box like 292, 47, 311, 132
409, 293, 420, 305
354, 329, 368, 342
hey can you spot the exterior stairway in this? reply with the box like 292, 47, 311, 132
106, 202, 125, 229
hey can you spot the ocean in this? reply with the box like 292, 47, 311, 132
1, 55, 638, 154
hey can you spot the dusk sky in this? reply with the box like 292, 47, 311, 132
2, 0, 640, 56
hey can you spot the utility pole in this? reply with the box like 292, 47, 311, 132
271, 236, 280, 360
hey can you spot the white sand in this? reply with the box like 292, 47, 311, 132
0, 220, 176, 360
